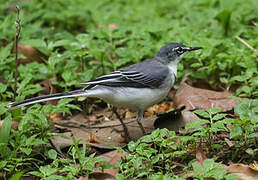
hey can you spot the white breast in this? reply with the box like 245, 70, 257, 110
85, 80, 173, 112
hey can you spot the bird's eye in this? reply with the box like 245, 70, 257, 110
176, 47, 184, 54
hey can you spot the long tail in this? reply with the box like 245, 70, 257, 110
9, 89, 86, 108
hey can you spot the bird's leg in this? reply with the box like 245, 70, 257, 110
136, 110, 146, 135
112, 107, 131, 141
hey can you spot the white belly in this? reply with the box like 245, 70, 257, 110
86, 84, 171, 111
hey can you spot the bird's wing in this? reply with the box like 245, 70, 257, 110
81, 59, 169, 88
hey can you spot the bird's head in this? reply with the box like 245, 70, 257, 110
156, 43, 202, 64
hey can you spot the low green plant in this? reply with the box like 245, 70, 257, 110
0, 0, 257, 178
29, 138, 111, 179
117, 129, 188, 179
190, 159, 237, 180
185, 107, 230, 147
184, 100, 257, 161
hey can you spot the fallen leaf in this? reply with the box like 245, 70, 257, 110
40, 79, 58, 106
108, 24, 117, 30
173, 75, 239, 112
225, 163, 258, 180
51, 132, 115, 152
249, 162, 258, 171
194, 145, 207, 167
86, 133, 101, 144
48, 112, 62, 122
54, 112, 155, 147
12, 43, 48, 64
88, 172, 114, 180
145, 102, 172, 117
125, 111, 135, 119
97, 150, 122, 176
224, 138, 234, 147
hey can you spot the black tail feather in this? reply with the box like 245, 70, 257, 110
9, 89, 86, 108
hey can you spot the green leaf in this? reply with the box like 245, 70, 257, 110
39, 165, 57, 176
20, 39, 46, 48
203, 159, 215, 170
208, 107, 221, 115
217, 9, 232, 35
0, 103, 8, 116
0, 114, 12, 145
0, 83, 7, 94
245, 148, 254, 156
29, 171, 43, 178
0, 43, 12, 61
248, 132, 258, 138
225, 173, 239, 180
212, 121, 228, 132
213, 113, 227, 120
192, 162, 204, 174
234, 101, 249, 120
0, 161, 7, 169
9, 171, 25, 180
194, 109, 210, 118
231, 75, 246, 82
230, 126, 242, 139
20, 147, 32, 156
236, 86, 251, 95
48, 149, 58, 160
185, 119, 209, 131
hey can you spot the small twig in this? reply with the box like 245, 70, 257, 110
14, 6, 21, 99
235, 36, 256, 52
54, 119, 136, 130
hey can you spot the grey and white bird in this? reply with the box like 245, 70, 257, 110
9, 43, 202, 138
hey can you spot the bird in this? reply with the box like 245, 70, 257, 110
9, 43, 202, 140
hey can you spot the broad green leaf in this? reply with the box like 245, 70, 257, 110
194, 109, 210, 118
0, 43, 12, 61
20, 148, 32, 156
217, 9, 232, 35
230, 126, 242, 139
48, 149, 58, 160
208, 108, 221, 115
213, 113, 227, 120
0, 114, 12, 145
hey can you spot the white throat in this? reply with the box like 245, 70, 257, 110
167, 54, 185, 77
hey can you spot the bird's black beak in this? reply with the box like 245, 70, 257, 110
187, 46, 203, 51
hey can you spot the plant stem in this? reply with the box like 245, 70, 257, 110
14, 6, 21, 99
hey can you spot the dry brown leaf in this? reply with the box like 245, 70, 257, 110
216, 132, 230, 139
224, 138, 234, 147
51, 132, 115, 151
249, 162, 258, 171
12, 43, 48, 64
108, 24, 117, 30
125, 111, 135, 119
48, 113, 62, 122
40, 79, 58, 106
146, 105, 158, 116
88, 172, 114, 180
55, 113, 155, 147
86, 133, 101, 144
195, 146, 207, 167
225, 163, 258, 180
146, 102, 172, 117
97, 150, 122, 177
174, 75, 239, 112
